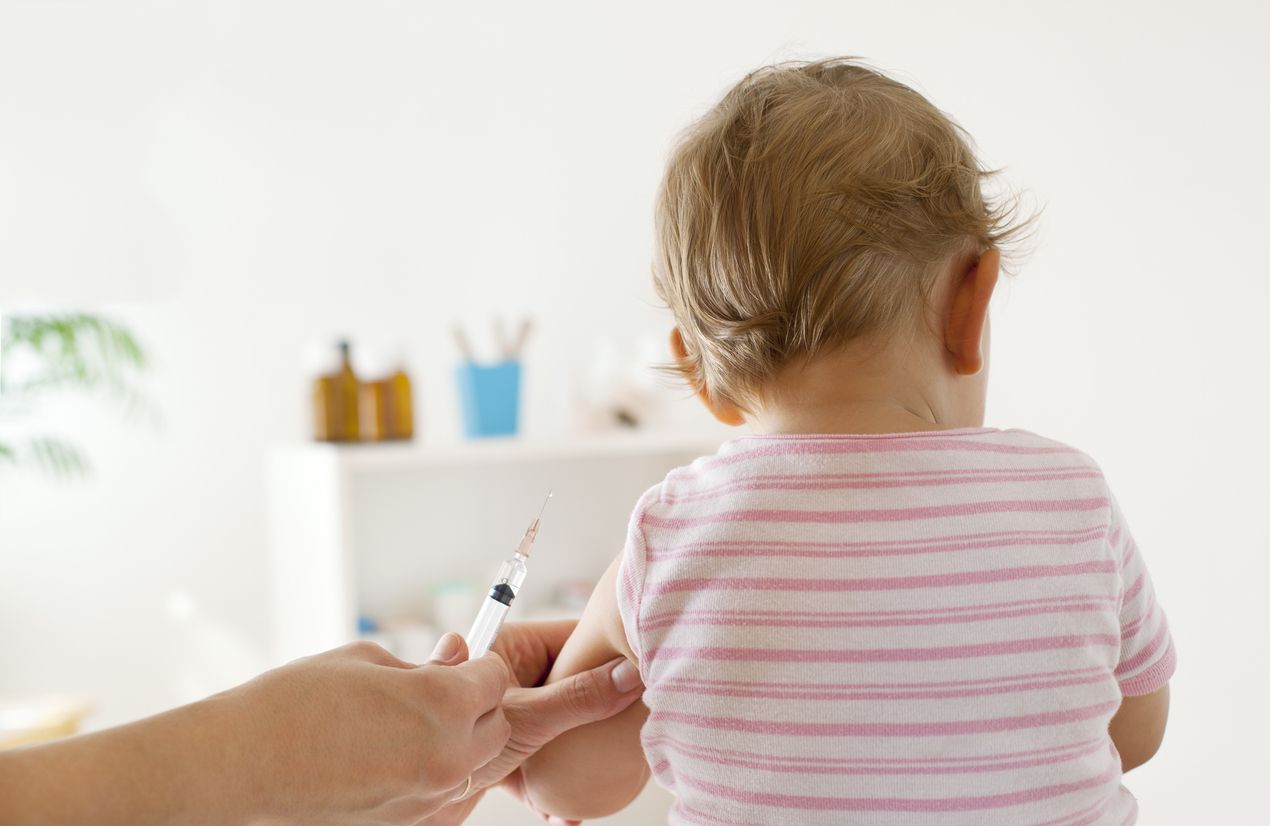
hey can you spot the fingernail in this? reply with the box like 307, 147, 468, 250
430, 632, 462, 662
610, 659, 642, 693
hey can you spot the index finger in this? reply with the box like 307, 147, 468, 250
492, 619, 579, 687
498, 619, 577, 656
451, 651, 513, 713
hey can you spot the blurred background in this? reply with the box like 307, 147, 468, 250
1, 0, 1267, 823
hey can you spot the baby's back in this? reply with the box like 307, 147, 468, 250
616, 428, 1174, 826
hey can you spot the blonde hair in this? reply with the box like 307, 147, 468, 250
653, 57, 1032, 409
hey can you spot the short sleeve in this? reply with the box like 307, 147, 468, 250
1109, 490, 1176, 696
615, 483, 661, 670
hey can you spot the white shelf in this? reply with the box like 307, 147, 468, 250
274, 431, 724, 471
266, 431, 722, 664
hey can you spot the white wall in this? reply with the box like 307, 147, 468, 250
1, 0, 1267, 822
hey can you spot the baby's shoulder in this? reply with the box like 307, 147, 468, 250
991, 428, 1107, 472
651, 444, 744, 505
984, 429, 1121, 519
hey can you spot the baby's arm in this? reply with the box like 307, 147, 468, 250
1108, 684, 1170, 772
519, 555, 650, 821
1104, 489, 1174, 772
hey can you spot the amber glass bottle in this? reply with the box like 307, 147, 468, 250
386, 365, 414, 440
359, 378, 389, 441
334, 340, 360, 441
312, 374, 339, 441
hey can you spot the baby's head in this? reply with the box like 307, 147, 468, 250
653, 58, 1030, 432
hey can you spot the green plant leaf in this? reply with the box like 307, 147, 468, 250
24, 437, 91, 480
2, 313, 152, 413
0, 313, 154, 478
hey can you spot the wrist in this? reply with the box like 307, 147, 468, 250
186, 687, 277, 822
123, 691, 263, 824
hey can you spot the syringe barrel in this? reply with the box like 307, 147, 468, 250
465, 552, 530, 658
465, 594, 510, 659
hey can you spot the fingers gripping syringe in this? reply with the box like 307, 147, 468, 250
465, 492, 552, 658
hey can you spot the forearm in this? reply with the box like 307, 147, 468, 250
0, 693, 256, 826
521, 700, 649, 821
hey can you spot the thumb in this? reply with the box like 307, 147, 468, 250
428, 632, 470, 666
515, 658, 643, 739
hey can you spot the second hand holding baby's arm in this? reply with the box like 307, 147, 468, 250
520, 556, 651, 821
417, 619, 646, 826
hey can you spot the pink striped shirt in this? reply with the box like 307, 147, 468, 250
617, 428, 1174, 826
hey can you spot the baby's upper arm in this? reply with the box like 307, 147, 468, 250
1108, 490, 1175, 697
1104, 485, 1174, 770
520, 554, 650, 820
545, 554, 636, 680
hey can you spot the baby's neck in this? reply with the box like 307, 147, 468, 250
745, 344, 985, 436
751, 401, 948, 436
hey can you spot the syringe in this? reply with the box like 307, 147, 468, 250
464, 492, 552, 658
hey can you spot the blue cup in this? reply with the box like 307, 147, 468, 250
455, 360, 521, 438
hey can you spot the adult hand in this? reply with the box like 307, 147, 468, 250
417, 621, 644, 826
0, 640, 514, 826
227, 640, 513, 825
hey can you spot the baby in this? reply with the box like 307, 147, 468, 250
520, 58, 1174, 825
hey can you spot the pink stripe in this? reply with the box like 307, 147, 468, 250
656, 671, 1113, 701
646, 594, 1117, 623
1029, 799, 1111, 826
1119, 593, 1155, 639
676, 801, 762, 826
654, 699, 1119, 738
642, 600, 1112, 632
1119, 539, 1138, 571
648, 733, 1108, 775
644, 560, 1118, 597
648, 527, 1108, 555
646, 527, 1110, 561
658, 665, 1108, 692
1120, 572, 1146, 607
661, 469, 1103, 503
646, 733, 1106, 766
673, 755, 1120, 811
1118, 639, 1175, 696
1115, 619, 1170, 676
648, 634, 1119, 665
643, 497, 1110, 529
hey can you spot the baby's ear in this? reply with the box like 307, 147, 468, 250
944, 248, 1001, 376
669, 328, 746, 426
